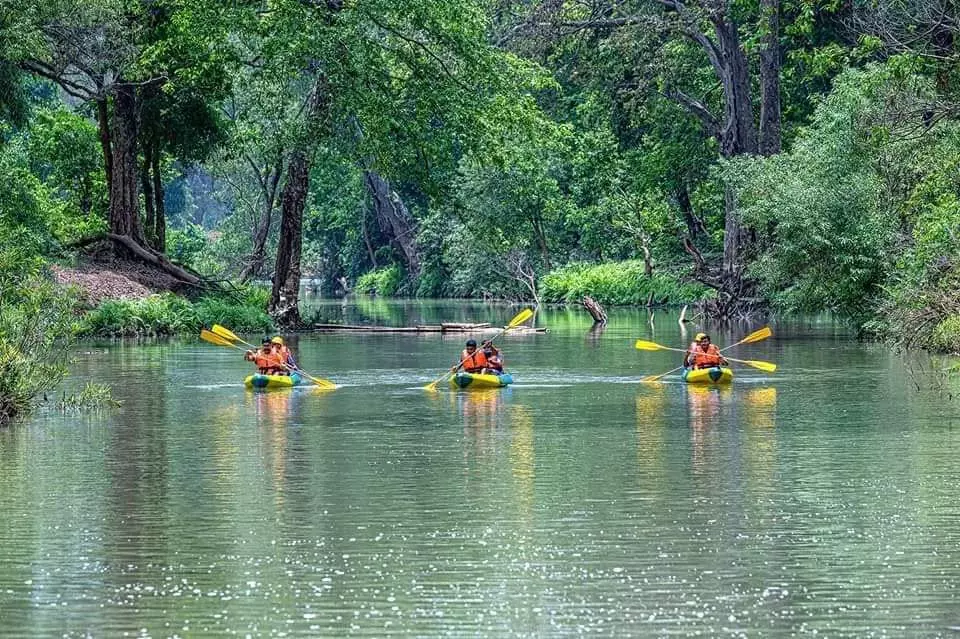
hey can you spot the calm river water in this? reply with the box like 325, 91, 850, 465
2, 300, 960, 637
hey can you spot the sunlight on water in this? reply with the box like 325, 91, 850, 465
1, 303, 959, 636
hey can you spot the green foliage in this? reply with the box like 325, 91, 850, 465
77, 291, 272, 337
728, 65, 899, 320
78, 293, 199, 337
194, 295, 273, 333
166, 223, 208, 269
931, 315, 960, 354
355, 265, 402, 297
0, 248, 76, 425
540, 261, 710, 306
57, 382, 122, 411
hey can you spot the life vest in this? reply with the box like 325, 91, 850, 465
255, 349, 285, 374
460, 348, 489, 373
690, 344, 722, 369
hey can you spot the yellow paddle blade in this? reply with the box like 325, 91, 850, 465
726, 356, 777, 372
634, 339, 669, 352
506, 308, 534, 328
740, 326, 772, 345
212, 324, 243, 343
200, 328, 238, 348
743, 360, 777, 373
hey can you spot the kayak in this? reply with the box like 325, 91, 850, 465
682, 366, 733, 384
450, 372, 514, 389
244, 372, 304, 389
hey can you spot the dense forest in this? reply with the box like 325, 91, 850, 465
2, 0, 960, 420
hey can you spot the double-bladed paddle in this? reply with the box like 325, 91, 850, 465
202, 326, 336, 389
638, 326, 775, 383
424, 308, 534, 392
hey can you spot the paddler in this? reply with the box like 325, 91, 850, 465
683, 332, 728, 370
459, 339, 489, 374
245, 338, 283, 375
269, 336, 298, 374
481, 340, 504, 375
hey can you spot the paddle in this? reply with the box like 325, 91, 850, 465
424, 307, 534, 392
212, 324, 255, 348
202, 328, 336, 389
638, 326, 775, 382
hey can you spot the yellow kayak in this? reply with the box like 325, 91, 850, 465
450, 372, 513, 389
682, 367, 733, 384
244, 373, 305, 389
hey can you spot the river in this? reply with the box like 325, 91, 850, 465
2, 300, 959, 636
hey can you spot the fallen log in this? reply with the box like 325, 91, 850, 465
311, 322, 547, 333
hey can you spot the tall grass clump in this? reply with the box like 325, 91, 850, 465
77, 286, 274, 337
540, 260, 710, 306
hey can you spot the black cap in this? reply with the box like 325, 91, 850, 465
466, 339, 477, 347
262, 337, 272, 345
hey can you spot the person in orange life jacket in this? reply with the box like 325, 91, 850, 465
269, 336, 298, 374
481, 340, 504, 375
459, 339, 490, 374
683, 332, 728, 370
245, 338, 284, 375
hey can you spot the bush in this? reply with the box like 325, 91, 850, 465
194, 295, 272, 333
930, 314, 960, 354
355, 265, 402, 296
540, 260, 710, 305
0, 259, 76, 425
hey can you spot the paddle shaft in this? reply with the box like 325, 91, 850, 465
426, 308, 532, 390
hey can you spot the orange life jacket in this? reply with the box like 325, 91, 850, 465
690, 344, 722, 369
254, 349, 285, 374
460, 348, 489, 373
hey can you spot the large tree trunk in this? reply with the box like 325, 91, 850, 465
151, 150, 165, 253
711, 13, 759, 288
364, 170, 420, 275
758, 0, 782, 156
108, 84, 144, 246
270, 150, 308, 328
142, 143, 156, 249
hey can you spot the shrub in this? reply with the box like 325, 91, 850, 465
930, 314, 960, 354
0, 264, 76, 425
355, 265, 402, 296
540, 260, 710, 306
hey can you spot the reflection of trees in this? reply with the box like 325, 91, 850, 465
101, 351, 170, 635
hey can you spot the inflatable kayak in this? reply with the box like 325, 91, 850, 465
450, 372, 514, 389
682, 366, 733, 384
244, 372, 304, 389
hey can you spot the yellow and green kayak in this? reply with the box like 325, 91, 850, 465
682, 366, 733, 384
450, 372, 514, 389
244, 372, 305, 389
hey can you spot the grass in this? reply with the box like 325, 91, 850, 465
76, 287, 273, 337
540, 260, 711, 306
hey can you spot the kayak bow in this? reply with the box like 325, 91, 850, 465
681, 366, 733, 384
244, 373, 305, 389
450, 372, 514, 389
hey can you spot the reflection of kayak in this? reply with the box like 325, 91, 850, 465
450, 372, 514, 389
682, 367, 733, 384
244, 373, 304, 389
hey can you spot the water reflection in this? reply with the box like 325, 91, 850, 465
509, 405, 535, 524
684, 384, 733, 473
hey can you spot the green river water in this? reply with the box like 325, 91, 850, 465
2, 299, 960, 637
